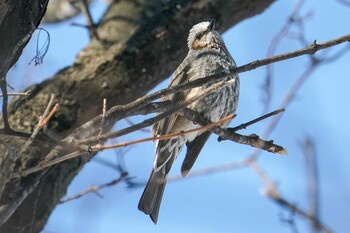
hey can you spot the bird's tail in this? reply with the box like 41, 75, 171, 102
138, 168, 167, 224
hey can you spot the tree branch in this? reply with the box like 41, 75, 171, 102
59, 172, 128, 203
0, 79, 11, 133
301, 137, 320, 233
181, 108, 286, 154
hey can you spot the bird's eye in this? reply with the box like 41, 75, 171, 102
196, 32, 204, 40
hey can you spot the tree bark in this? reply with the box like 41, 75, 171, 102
0, 0, 49, 79
0, 0, 275, 232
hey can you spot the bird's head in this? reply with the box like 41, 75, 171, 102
187, 19, 224, 51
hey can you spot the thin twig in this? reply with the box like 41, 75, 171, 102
221, 108, 285, 134
168, 159, 249, 183
79, 0, 99, 39
19, 95, 57, 154
59, 172, 128, 203
12, 150, 84, 178
249, 159, 332, 233
0, 90, 31, 97
301, 137, 320, 233
235, 34, 350, 74
268, 192, 333, 233
98, 98, 107, 137
261, 65, 316, 142
263, 0, 307, 112
39, 103, 59, 128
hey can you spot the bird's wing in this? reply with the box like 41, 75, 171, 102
152, 55, 192, 170
181, 131, 211, 176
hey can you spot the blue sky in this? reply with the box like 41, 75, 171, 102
8, 1, 350, 232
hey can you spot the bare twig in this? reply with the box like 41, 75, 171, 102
19, 95, 57, 154
301, 137, 320, 233
182, 108, 287, 154
0, 90, 31, 97
221, 108, 285, 135
98, 98, 107, 137
59, 172, 128, 203
78, 0, 98, 39
236, 34, 350, 75
263, 0, 307, 112
13, 150, 84, 178
268, 192, 333, 233
168, 159, 249, 183
261, 65, 316, 143
39, 103, 59, 128
248, 159, 332, 233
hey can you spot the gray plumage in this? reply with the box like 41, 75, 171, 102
138, 19, 240, 223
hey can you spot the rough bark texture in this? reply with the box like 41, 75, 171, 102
0, 0, 275, 232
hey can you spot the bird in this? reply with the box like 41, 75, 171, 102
138, 19, 240, 224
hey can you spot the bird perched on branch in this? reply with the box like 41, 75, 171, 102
138, 19, 240, 223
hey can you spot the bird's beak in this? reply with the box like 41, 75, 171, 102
208, 19, 216, 31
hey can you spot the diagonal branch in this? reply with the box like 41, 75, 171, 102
220, 108, 285, 135
59, 172, 128, 203
181, 108, 286, 154
19, 95, 58, 155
